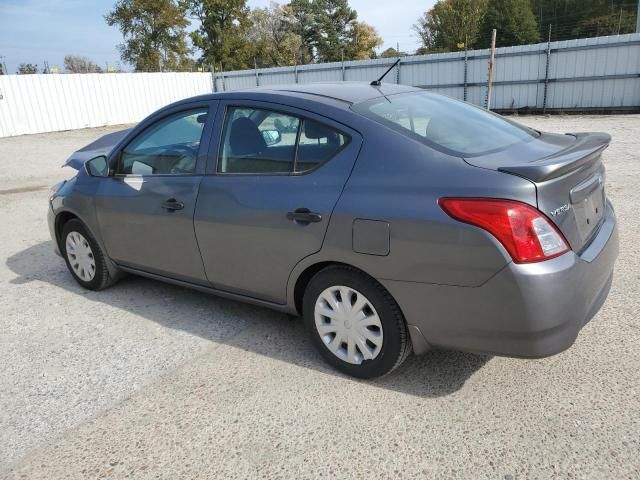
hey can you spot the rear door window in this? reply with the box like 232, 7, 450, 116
218, 106, 349, 174
352, 92, 537, 157
218, 107, 299, 174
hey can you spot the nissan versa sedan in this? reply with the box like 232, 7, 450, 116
48, 82, 619, 378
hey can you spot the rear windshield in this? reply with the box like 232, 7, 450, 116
352, 91, 537, 156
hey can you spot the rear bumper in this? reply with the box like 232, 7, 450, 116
383, 201, 619, 358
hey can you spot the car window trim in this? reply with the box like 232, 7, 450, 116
214, 103, 351, 177
113, 105, 211, 178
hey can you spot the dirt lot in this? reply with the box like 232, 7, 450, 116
1, 116, 639, 479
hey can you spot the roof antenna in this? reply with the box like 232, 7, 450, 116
371, 59, 401, 86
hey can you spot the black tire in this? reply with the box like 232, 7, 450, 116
303, 266, 411, 379
61, 219, 117, 291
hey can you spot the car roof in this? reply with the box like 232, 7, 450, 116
260, 82, 420, 104
189, 82, 421, 107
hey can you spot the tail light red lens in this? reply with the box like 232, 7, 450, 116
438, 198, 570, 263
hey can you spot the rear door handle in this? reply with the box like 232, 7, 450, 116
162, 198, 184, 211
286, 208, 322, 224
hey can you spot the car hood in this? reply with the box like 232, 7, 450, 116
64, 128, 131, 170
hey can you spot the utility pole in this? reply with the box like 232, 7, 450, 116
254, 58, 259, 87
485, 29, 497, 110
543, 24, 552, 114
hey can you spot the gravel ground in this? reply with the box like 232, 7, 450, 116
0, 116, 639, 479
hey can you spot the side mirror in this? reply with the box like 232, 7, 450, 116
262, 129, 281, 146
85, 155, 109, 177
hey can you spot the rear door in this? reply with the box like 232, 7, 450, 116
194, 100, 362, 303
95, 101, 217, 283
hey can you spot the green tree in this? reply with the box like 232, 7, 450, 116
16, 63, 39, 74
414, 0, 488, 53
64, 55, 103, 73
247, 2, 302, 67
182, 0, 252, 71
314, 0, 357, 62
530, 0, 636, 41
286, 0, 316, 64
479, 0, 539, 47
105, 0, 190, 72
288, 0, 358, 63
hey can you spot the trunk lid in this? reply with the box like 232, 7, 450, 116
465, 131, 611, 252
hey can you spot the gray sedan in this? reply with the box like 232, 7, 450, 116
48, 82, 618, 378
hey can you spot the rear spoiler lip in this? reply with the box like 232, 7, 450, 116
498, 132, 611, 183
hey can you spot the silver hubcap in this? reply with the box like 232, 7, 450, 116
65, 231, 96, 282
314, 286, 383, 365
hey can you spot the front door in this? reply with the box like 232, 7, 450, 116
95, 102, 216, 284
194, 101, 362, 303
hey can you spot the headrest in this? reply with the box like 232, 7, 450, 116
229, 117, 266, 156
304, 121, 329, 139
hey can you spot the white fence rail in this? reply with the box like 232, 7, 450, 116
0, 73, 212, 137
0, 34, 639, 138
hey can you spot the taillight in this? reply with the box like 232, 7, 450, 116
438, 198, 570, 263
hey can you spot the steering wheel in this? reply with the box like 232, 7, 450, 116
167, 144, 199, 174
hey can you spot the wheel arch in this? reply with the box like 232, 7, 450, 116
291, 260, 431, 355
292, 261, 390, 316
54, 211, 80, 251
54, 210, 121, 280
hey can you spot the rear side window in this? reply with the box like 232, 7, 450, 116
218, 106, 349, 174
296, 120, 348, 173
352, 92, 537, 157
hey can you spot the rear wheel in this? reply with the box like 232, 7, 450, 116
61, 219, 117, 291
303, 266, 411, 378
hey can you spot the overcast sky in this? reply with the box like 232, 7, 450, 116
0, 0, 434, 74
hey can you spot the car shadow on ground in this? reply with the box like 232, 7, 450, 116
6, 241, 491, 398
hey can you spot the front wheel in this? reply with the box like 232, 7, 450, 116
303, 266, 411, 378
61, 219, 117, 291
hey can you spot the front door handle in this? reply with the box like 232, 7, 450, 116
162, 198, 184, 211
286, 208, 322, 225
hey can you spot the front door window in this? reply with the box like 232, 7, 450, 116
118, 108, 208, 175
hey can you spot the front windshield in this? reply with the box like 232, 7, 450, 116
352, 91, 537, 157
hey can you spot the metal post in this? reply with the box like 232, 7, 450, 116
463, 43, 468, 101
542, 24, 552, 114
485, 29, 496, 110
396, 42, 401, 84
220, 62, 226, 91
294, 64, 299, 83
618, 8, 623, 35
341, 49, 345, 81
254, 58, 259, 87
